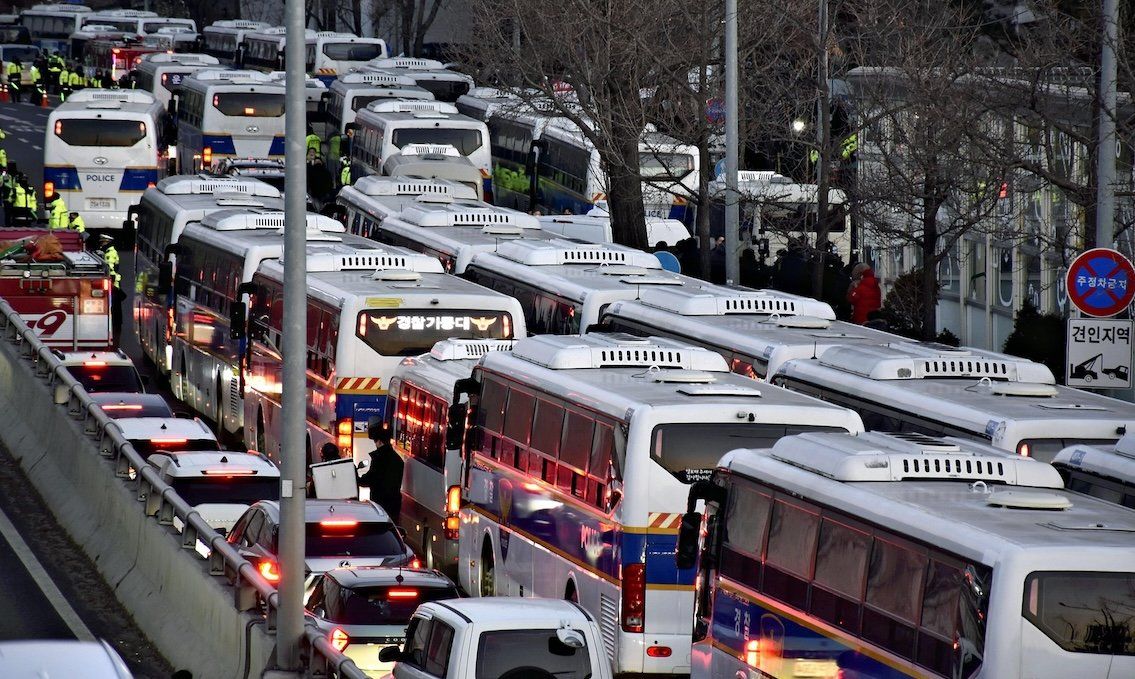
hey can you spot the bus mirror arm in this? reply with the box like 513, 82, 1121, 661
446, 403, 467, 451
229, 302, 247, 341
687, 480, 725, 512
675, 511, 702, 570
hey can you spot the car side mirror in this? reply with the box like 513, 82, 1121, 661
378, 646, 403, 663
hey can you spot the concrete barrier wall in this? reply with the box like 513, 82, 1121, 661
0, 336, 276, 679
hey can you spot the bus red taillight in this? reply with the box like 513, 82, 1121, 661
621, 562, 645, 633
336, 418, 353, 452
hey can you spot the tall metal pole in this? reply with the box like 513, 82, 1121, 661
276, 0, 309, 668
1095, 0, 1118, 248
724, 0, 739, 285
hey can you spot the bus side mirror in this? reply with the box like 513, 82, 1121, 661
675, 511, 702, 570
157, 261, 173, 296
378, 646, 403, 663
446, 403, 467, 450
229, 302, 246, 341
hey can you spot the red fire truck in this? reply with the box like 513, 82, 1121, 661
0, 230, 113, 350
84, 37, 162, 82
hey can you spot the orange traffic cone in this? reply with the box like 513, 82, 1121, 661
39, 90, 48, 108
0, 85, 8, 104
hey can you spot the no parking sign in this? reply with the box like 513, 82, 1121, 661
1066, 248, 1135, 317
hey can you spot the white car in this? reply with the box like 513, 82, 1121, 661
146, 450, 280, 535
92, 392, 175, 419
57, 350, 145, 394
0, 640, 133, 678
113, 417, 219, 459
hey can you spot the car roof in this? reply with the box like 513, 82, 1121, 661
152, 450, 279, 476
257, 499, 392, 523
324, 566, 455, 589
92, 392, 170, 408
421, 598, 593, 626
0, 640, 132, 678
58, 350, 132, 365
115, 417, 217, 441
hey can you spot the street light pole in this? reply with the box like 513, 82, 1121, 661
724, 0, 740, 285
1095, 0, 1118, 248
275, 0, 309, 668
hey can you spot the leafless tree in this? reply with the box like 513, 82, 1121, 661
843, 0, 1016, 339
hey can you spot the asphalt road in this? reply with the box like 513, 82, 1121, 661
0, 99, 50, 191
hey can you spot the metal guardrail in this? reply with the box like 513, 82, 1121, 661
0, 299, 368, 679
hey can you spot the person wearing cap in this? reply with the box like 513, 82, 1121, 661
46, 189, 67, 229
358, 418, 403, 523
68, 211, 85, 234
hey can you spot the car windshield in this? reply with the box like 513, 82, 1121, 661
651, 423, 848, 483
475, 630, 592, 679
305, 521, 404, 558
330, 584, 459, 625
170, 477, 280, 506
69, 365, 143, 393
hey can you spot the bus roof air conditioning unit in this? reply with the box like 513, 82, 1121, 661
511, 333, 729, 371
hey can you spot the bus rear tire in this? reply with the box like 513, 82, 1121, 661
479, 539, 495, 597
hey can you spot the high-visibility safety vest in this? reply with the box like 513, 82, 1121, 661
12, 184, 29, 209
48, 198, 68, 228
103, 245, 121, 286
68, 71, 82, 87
340, 161, 351, 187
0, 149, 7, 169
29, 66, 40, 84
1, 175, 14, 203
305, 134, 322, 158
6, 62, 20, 84
69, 214, 85, 233
24, 186, 36, 212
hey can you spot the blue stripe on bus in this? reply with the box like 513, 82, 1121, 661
711, 586, 917, 678
120, 168, 159, 191
268, 136, 286, 156
315, 74, 336, 87
201, 134, 237, 155
44, 166, 81, 191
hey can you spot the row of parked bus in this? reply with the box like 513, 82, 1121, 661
126, 170, 1135, 679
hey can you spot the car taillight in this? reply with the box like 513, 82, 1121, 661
647, 646, 672, 657
1017, 442, 1030, 457
150, 438, 188, 446
257, 559, 280, 583
409, 558, 421, 569
320, 519, 358, 528
621, 562, 645, 633
336, 418, 352, 451
84, 361, 107, 368
330, 627, 349, 652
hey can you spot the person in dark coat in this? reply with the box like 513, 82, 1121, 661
847, 262, 882, 324
358, 419, 403, 523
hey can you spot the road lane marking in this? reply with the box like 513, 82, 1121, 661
0, 505, 96, 641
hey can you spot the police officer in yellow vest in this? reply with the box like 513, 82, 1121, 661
7, 60, 22, 103
305, 125, 322, 162
339, 156, 352, 188
68, 66, 83, 91
97, 235, 124, 342
0, 127, 7, 170
29, 64, 43, 103
46, 191, 68, 229
46, 51, 63, 94
11, 174, 36, 224
58, 66, 72, 102
68, 211, 85, 234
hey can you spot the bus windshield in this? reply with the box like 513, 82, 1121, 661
322, 42, 383, 61
1024, 571, 1135, 654
651, 423, 848, 482
355, 310, 512, 356
212, 92, 285, 117
55, 119, 147, 147
639, 152, 693, 180
392, 128, 482, 155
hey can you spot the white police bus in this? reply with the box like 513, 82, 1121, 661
324, 71, 431, 135
386, 338, 516, 573
456, 333, 864, 675
175, 69, 285, 173
679, 431, 1135, 679
170, 209, 356, 435
598, 282, 902, 379
362, 57, 473, 102
44, 89, 168, 232
82, 9, 196, 36
200, 19, 269, 65
243, 254, 523, 465
242, 27, 387, 84
464, 239, 695, 334
771, 341, 1135, 461
133, 52, 219, 111
131, 175, 283, 376
20, 3, 91, 52
1053, 434, 1135, 508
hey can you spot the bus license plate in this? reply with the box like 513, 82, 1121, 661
793, 659, 837, 677
87, 198, 114, 210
